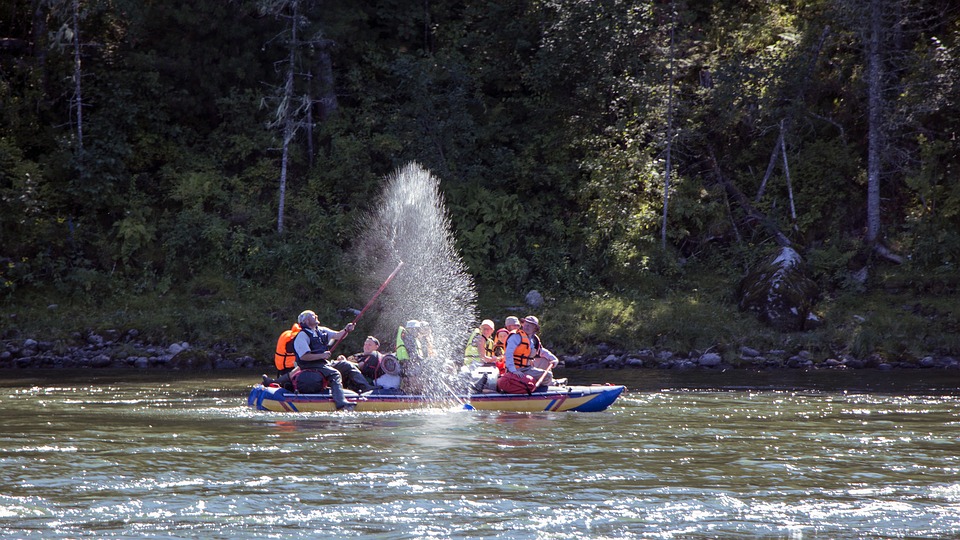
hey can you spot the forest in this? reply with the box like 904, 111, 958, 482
1, 1, 959, 360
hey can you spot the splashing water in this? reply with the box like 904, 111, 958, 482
353, 162, 477, 396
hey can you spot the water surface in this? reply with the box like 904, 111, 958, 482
2, 369, 959, 538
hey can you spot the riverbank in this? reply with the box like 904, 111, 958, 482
3, 262, 957, 372
0, 331, 256, 370
2, 330, 957, 372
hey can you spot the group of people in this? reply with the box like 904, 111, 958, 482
262, 309, 559, 410
463, 315, 558, 391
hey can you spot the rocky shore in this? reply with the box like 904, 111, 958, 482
1, 330, 957, 371
0, 330, 256, 370
561, 345, 960, 371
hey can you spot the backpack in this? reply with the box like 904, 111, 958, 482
290, 369, 329, 394
358, 352, 384, 380
496, 371, 538, 394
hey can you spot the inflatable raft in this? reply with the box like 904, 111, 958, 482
247, 383, 624, 413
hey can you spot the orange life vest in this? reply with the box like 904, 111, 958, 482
274, 323, 301, 371
510, 329, 541, 370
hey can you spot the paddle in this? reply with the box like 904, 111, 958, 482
438, 377, 474, 411
533, 365, 553, 391
328, 260, 404, 354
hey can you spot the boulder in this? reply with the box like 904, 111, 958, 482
736, 246, 820, 331
698, 352, 722, 367
524, 290, 544, 308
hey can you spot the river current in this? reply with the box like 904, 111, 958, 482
1, 368, 959, 539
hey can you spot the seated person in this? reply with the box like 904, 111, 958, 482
262, 310, 367, 410
502, 315, 558, 391
343, 336, 400, 390
463, 319, 498, 367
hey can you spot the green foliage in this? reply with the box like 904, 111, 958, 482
806, 238, 863, 292
0, 0, 959, 362
900, 135, 960, 268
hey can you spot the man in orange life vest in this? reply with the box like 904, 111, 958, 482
503, 315, 558, 387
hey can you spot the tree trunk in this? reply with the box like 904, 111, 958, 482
315, 41, 338, 120
780, 121, 797, 229
276, 0, 299, 235
709, 148, 792, 248
865, 0, 882, 245
660, 7, 676, 252
72, 0, 83, 155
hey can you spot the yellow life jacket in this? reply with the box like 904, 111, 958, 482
395, 326, 410, 362
464, 328, 495, 366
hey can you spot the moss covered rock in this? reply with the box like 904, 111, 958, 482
737, 247, 820, 331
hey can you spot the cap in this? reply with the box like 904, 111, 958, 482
480, 319, 495, 329
522, 315, 540, 328
504, 316, 520, 327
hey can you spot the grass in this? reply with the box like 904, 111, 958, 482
3, 263, 958, 366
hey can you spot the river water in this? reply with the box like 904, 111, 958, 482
2, 368, 959, 539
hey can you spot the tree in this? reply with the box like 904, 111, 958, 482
259, 0, 328, 234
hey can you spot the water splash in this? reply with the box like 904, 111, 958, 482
353, 162, 477, 394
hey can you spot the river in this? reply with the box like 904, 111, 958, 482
1, 368, 959, 538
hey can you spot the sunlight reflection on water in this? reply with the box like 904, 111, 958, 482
1, 369, 960, 538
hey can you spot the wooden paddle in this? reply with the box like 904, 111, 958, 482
533, 364, 553, 390
328, 260, 404, 354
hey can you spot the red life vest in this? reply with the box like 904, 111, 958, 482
274, 323, 301, 372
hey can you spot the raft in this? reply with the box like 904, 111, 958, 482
246, 383, 624, 413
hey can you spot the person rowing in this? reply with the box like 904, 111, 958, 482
502, 315, 557, 389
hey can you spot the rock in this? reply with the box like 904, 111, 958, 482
134, 357, 149, 368
214, 358, 238, 369
524, 290, 544, 308
90, 354, 112, 368
23, 338, 38, 348
920, 356, 936, 368
698, 352, 722, 367
625, 357, 645, 367
736, 246, 820, 331
168, 343, 184, 356
805, 312, 823, 329
237, 355, 255, 368
600, 354, 620, 367
851, 267, 868, 284
562, 355, 584, 367
740, 346, 760, 358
